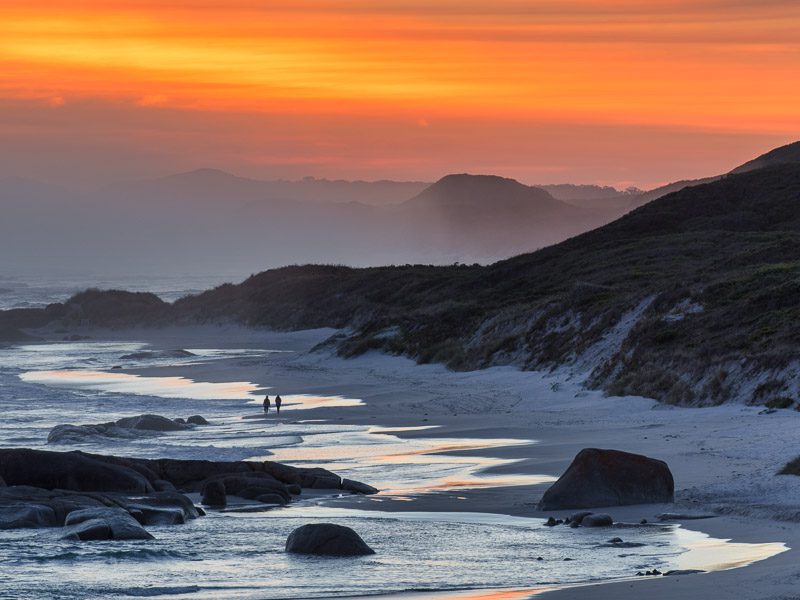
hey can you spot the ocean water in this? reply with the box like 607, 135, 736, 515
0, 272, 234, 310
0, 279, 788, 599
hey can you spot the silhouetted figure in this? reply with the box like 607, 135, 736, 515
275, 395, 282, 414
263, 395, 270, 414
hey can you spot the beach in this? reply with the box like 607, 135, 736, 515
3, 324, 794, 598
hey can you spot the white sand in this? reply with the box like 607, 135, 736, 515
77, 325, 800, 599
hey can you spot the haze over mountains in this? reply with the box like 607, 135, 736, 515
1, 141, 798, 279
0, 169, 626, 277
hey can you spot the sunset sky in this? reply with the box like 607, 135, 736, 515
1, 0, 799, 188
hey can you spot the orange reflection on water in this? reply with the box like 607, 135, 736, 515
362, 588, 552, 600
20, 369, 261, 400
672, 528, 788, 572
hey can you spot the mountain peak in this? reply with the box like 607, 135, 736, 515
407, 173, 563, 211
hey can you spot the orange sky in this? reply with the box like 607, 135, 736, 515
1, 0, 798, 188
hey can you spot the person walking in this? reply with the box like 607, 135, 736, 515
263, 394, 270, 414
275, 394, 282, 415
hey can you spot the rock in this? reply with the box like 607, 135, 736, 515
255, 493, 288, 505
309, 476, 343, 490
569, 511, 594, 525
48, 414, 191, 443
0, 483, 200, 532
115, 414, 189, 432
0, 449, 153, 494
218, 475, 291, 502
62, 507, 154, 541
581, 514, 613, 527
153, 479, 176, 492
663, 569, 705, 576
187, 415, 209, 426
285, 523, 375, 556
0, 504, 59, 529
603, 537, 645, 548
538, 448, 674, 510
173, 418, 186, 425
201, 481, 227, 508
657, 513, 716, 521
341, 479, 379, 495
128, 492, 202, 521
0, 474, 5, 487
0, 448, 375, 506
123, 503, 185, 526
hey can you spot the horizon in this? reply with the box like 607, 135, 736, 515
2, 1, 799, 189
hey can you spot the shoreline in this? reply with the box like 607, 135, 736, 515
17, 324, 800, 599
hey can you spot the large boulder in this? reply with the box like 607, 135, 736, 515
538, 448, 674, 510
62, 507, 154, 541
0, 449, 154, 494
285, 523, 375, 556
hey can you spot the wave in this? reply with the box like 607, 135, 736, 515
31, 548, 188, 563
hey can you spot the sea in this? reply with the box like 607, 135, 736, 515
0, 273, 787, 599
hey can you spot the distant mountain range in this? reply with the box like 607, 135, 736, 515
1, 141, 798, 279
0, 168, 626, 276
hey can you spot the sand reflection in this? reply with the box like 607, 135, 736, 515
20, 369, 261, 401
672, 527, 788, 571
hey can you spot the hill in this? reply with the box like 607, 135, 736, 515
623, 139, 800, 210
397, 174, 620, 259
9, 162, 800, 407
730, 140, 800, 175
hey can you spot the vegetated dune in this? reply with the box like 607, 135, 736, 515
6, 159, 800, 407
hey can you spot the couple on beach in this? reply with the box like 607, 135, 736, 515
263, 394, 282, 415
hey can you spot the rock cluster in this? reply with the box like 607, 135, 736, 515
0, 448, 378, 540
47, 413, 211, 443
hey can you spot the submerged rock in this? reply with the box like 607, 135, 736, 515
285, 523, 375, 556
538, 448, 674, 510
47, 414, 202, 443
115, 414, 189, 432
